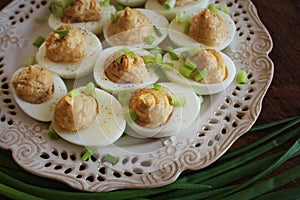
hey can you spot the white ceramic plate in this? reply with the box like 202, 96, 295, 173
0, 0, 273, 192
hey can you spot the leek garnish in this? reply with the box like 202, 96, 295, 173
236, 70, 247, 84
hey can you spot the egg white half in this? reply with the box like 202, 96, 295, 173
93, 46, 160, 94
36, 29, 102, 79
162, 47, 236, 95
10, 66, 68, 122
145, 0, 209, 21
124, 82, 201, 138
168, 9, 236, 50
117, 0, 147, 7
53, 87, 126, 148
103, 9, 169, 47
48, 5, 116, 35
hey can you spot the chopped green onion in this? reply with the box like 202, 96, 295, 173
160, 62, 174, 70
85, 82, 96, 97
104, 154, 118, 165
194, 69, 207, 81
208, 4, 220, 14
81, 149, 96, 161
117, 92, 131, 106
32, 36, 45, 47
110, 12, 118, 22
153, 83, 163, 91
23, 56, 35, 66
146, 35, 155, 45
146, 47, 163, 54
179, 66, 194, 78
181, 50, 190, 60
154, 53, 163, 64
122, 47, 135, 58
129, 109, 138, 122
189, 46, 203, 56
153, 25, 163, 37
171, 93, 186, 107
47, 124, 59, 140
61, 0, 74, 8
164, 0, 176, 10
183, 21, 191, 35
116, 4, 124, 11
236, 70, 247, 84
48, 2, 64, 18
68, 89, 80, 98
220, 3, 230, 15
54, 29, 69, 38
115, 47, 135, 63
100, 0, 110, 7
143, 55, 155, 64
176, 11, 190, 24
166, 46, 179, 60
184, 59, 197, 70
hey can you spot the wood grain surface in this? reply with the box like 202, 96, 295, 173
0, 0, 299, 198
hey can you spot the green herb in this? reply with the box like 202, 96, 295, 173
194, 69, 207, 81
146, 47, 163, 54
208, 4, 220, 14
115, 47, 135, 63
179, 66, 194, 78
153, 83, 163, 91
23, 56, 35, 66
143, 55, 155, 64
160, 62, 174, 70
68, 89, 80, 98
153, 25, 163, 37
104, 154, 118, 165
180, 50, 190, 60
146, 35, 155, 45
47, 124, 59, 140
32, 36, 45, 47
100, 0, 110, 7
129, 109, 138, 122
110, 12, 118, 22
154, 53, 163, 64
81, 149, 95, 161
184, 59, 197, 70
189, 46, 203, 56
166, 46, 179, 60
116, 4, 124, 11
48, 2, 64, 18
220, 3, 230, 15
61, 0, 74, 8
54, 29, 69, 38
236, 70, 247, 84
85, 82, 96, 97
164, 0, 176, 10
183, 21, 191, 35
171, 94, 186, 107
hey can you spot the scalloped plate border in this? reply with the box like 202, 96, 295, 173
0, 0, 273, 192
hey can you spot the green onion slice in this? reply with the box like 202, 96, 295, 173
104, 154, 118, 165
179, 66, 194, 78
208, 4, 220, 14
180, 50, 190, 60
146, 35, 155, 45
194, 69, 207, 81
129, 109, 138, 122
183, 21, 191, 35
154, 53, 163, 64
100, 0, 110, 7
153, 83, 163, 91
171, 93, 186, 107
68, 89, 80, 98
32, 36, 45, 47
54, 29, 69, 38
146, 47, 163, 54
236, 70, 247, 84
85, 82, 96, 97
47, 124, 59, 140
81, 148, 96, 161
220, 3, 230, 15
184, 59, 197, 70
48, 2, 64, 18
164, 0, 176, 10
160, 62, 174, 70
153, 25, 163, 37
110, 12, 118, 22
116, 4, 124, 11
115, 47, 135, 63
189, 46, 203, 56
61, 0, 74, 8
175, 11, 190, 24
143, 55, 155, 64
166, 46, 179, 60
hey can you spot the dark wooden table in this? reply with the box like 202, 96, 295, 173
0, 0, 299, 198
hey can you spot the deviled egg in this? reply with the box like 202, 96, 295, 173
48, 0, 116, 35
36, 25, 102, 79
162, 47, 236, 95
168, 8, 236, 50
103, 7, 169, 47
145, 0, 209, 20
121, 82, 201, 138
10, 65, 67, 122
93, 46, 160, 94
52, 83, 126, 148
